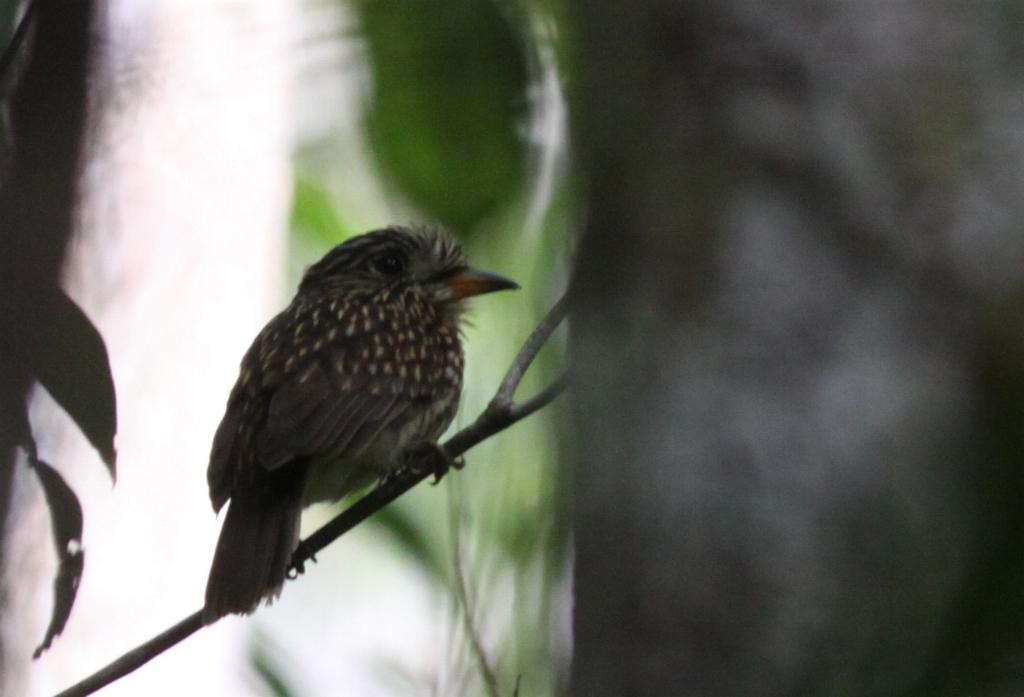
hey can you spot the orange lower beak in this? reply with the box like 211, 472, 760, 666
444, 268, 520, 300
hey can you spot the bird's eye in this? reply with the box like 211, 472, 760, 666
373, 252, 406, 276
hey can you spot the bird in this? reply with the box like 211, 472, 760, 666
202, 225, 518, 621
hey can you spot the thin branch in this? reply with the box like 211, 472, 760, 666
53, 612, 205, 697
493, 295, 567, 407
508, 370, 569, 423
54, 295, 568, 697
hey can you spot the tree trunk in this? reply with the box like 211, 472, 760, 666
570, 2, 1024, 696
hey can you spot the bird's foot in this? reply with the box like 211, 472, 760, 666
287, 541, 318, 579
402, 441, 461, 485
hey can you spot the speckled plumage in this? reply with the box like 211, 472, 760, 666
203, 226, 516, 621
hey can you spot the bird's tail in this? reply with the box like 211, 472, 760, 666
203, 495, 301, 623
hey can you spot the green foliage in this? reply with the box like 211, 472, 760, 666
291, 176, 352, 247
353, 0, 530, 232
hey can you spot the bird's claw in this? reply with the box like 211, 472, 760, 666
401, 441, 459, 485
287, 542, 317, 579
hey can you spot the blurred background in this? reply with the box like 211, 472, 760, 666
6, 1, 1024, 697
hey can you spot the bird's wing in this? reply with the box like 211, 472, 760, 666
208, 311, 453, 510
208, 383, 244, 512
256, 356, 422, 471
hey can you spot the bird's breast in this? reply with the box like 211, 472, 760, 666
300, 385, 460, 505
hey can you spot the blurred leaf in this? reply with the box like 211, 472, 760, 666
0, 0, 34, 189
28, 452, 84, 658
0, 0, 34, 99
355, 0, 529, 231
248, 631, 300, 697
291, 176, 348, 247
30, 290, 117, 477
371, 501, 447, 582
250, 654, 297, 697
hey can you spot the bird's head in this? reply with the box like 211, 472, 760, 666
299, 225, 519, 312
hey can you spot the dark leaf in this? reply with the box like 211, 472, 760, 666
30, 289, 117, 478
28, 454, 84, 658
356, 0, 529, 231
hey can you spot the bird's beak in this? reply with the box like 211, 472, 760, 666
443, 267, 520, 300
